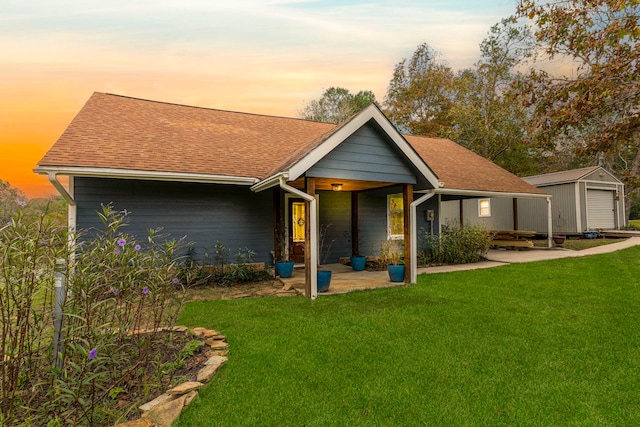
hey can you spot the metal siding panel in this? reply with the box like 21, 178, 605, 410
75, 178, 274, 263
307, 123, 417, 184
461, 198, 513, 230
517, 198, 548, 233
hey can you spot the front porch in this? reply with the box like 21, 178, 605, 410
279, 263, 407, 295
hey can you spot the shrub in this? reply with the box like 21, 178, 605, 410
1, 204, 189, 426
419, 222, 494, 265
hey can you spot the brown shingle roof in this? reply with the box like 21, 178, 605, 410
405, 135, 546, 195
37, 92, 335, 179
37, 92, 544, 195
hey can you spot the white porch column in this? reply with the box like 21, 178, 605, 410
410, 192, 435, 284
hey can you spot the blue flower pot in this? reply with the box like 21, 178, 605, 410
350, 256, 367, 271
276, 261, 294, 278
583, 231, 598, 239
387, 264, 405, 283
317, 270, 332, 292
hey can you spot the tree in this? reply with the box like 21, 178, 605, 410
516, 0, 640, 219
299, 87, 378, 124
384, 43, 455, 136
0, 179, 26, 224
445, 19, 538, 176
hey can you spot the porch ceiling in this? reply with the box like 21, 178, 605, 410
288, 177, 398, 192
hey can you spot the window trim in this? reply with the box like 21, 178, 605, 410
478, 198, 491, 218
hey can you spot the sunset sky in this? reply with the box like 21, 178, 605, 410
2, 0, 519, 199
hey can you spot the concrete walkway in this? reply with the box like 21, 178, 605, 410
281, 237, 640, 296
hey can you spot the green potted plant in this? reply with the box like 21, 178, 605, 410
343, 230, 366, 271
381, 240, 405, 282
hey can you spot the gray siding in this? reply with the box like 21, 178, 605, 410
74, 178, 274, 263
519, 183, 577, 234
307, 123, 417, 184
461, 197, 514, 230
318, 191, 351, 263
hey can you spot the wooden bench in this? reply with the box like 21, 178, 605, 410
491, 230, 535, 250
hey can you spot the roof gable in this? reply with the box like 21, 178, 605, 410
273, 104, 439, 189
524, 166, 621, 186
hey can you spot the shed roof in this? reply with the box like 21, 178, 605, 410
36, 92, 544, 196
523, 166, 619, 186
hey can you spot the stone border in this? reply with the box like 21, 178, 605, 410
115, 326, 228, 427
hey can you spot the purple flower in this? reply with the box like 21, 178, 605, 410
16, 199, 27, 207
114, 249, 120, 255
88, 347, 97, 360
117, 238, 127, 247
134, 244, 141, 251
111, 287, 120, 296
172, 278, 180, 284
142, 286, 149, 295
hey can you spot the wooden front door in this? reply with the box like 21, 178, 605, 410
289, 199, 305, 263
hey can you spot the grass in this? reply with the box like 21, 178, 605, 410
175, 246, 640, 426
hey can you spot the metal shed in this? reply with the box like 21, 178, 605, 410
517, 166, 626, 235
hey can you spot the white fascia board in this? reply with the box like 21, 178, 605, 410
34, 166, 258, 186
429, 188, 551, 199
251, 172, 288, 193
287, 105, 440, 188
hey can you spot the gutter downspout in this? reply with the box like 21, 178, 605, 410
546, 196, 552, 248
410, 191, 435, 284
47, 172, 76, 206
279, 176, 318, 300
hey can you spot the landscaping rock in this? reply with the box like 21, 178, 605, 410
191, 327, 207, 338
205, 338, 229, 350
197, 356, 227, 382
114, 418, 155, 427
202, 329, 219, 338
172, 326, 188, 332
139, 393, 174, 413
143, 393, 188, 427
183, 390, 198, 406
167, 381, 203, 396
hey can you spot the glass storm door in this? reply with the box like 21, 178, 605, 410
290, 200, 305, 263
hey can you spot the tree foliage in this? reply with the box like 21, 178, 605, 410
516, 0, 640, 218
384, 43, 455, 136
299, 87, 378, 124
445, 19, 538, 175
0, 180, 27, 225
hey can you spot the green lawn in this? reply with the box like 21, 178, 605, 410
175, 247, 640, 426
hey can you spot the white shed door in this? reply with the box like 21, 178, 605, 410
586, 189, 615, 229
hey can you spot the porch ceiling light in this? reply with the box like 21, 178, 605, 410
331, 183, 343, 191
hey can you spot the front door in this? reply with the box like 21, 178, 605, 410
289, 199, 305, 263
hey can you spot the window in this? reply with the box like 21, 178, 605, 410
388, 193, 404, 239
292, 202, 305, 242
478, 198, 491, 217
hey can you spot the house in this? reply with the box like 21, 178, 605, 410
35, 92, 549, 299
517, 166, 626, 235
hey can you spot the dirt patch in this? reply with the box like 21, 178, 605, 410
185, 279, 301, 301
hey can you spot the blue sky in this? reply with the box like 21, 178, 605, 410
1, 0, 520, 196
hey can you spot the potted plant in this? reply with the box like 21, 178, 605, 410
381, 240, 405, 282
317, 224, 334, 292
343, 230, 366, 271
552, 235, 566, 246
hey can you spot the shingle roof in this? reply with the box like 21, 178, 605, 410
523, 166, 615, 186
37, 92, 544, 195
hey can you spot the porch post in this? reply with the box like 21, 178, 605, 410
305, 177, 316, 298
403, 184, 413, 282
351, 191, 359, 256
513, 198, 519, 230
546, 196, 553, 248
